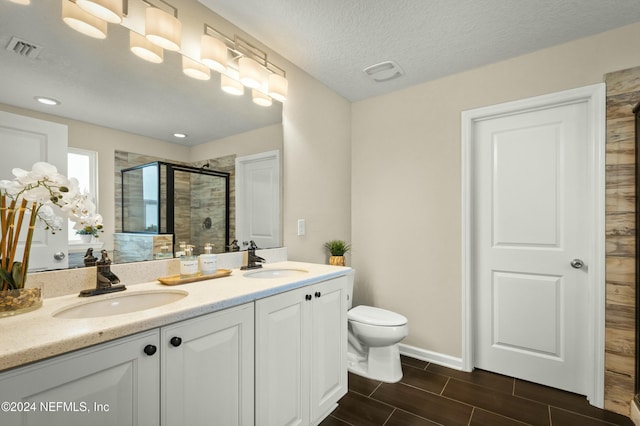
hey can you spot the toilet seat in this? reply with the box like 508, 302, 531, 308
348, 305, 408, 326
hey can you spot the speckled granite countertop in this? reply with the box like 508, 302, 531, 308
0, 261, 351, 372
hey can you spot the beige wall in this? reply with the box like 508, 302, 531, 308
189, 123, 282, 161
351, 22, 640, 363
281, 64, 352, 263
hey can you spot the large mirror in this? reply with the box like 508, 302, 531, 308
0, 0, 283, 269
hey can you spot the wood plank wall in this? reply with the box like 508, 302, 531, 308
605, 67, 638, 415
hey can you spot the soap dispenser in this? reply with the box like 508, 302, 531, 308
175, 241, 187, 258
179, 245, 198, 278
155, 244, 173, 260
199, 243, 218, 275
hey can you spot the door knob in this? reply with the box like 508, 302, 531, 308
570, 258, 584, 269
53, 251, 66, 260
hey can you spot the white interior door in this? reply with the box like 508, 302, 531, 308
0, 111, 69, 271
466, 85, 605, 400
235, 150, 281, 250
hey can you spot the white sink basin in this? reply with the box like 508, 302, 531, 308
53, 290, 188, 319
244, 268, 309, 279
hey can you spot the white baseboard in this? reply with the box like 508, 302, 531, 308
399, 343, 464, 371
631, 399, 640, 426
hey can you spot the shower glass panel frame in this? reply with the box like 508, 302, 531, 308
121, 161, 230, 253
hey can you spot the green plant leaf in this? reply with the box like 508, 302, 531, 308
0, 268, 13, 284
323, 239, 351, 256
0, 266, 17, 290
11, 262, 23, 289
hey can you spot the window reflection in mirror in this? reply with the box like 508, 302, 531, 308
67, 148, 98, 242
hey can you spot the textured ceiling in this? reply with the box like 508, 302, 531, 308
199, 0, 640, 102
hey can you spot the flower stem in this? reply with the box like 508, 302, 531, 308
0, 195, 6, 292
20, 202, 38, 286
9, 199, 28, 266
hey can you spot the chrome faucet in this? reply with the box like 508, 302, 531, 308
79, 250, 126, 297
241, 241, 265, 270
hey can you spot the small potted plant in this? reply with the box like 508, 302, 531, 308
323, 239, 351, 266
76, 223, 103, 243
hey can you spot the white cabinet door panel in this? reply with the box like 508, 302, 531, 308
0, 330, 159, 426
161, 303, 254, 426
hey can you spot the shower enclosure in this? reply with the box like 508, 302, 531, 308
121, 162, 230, 255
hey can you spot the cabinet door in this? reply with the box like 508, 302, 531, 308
310, 276, 348, 424
0, 330, 160, 426
161, 303, 254, 426
255, 286, 311, 426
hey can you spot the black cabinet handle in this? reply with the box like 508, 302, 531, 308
143, 344, 157, 356
170, 336, 182, 347
315, 291, 321, 298
305, 294, 312, 301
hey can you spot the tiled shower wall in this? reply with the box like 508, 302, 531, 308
114, 150, 236, 253
604, 66, 638, 415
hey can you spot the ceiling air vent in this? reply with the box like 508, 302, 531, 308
6, 36, 43, 59
363, 61, 404, 83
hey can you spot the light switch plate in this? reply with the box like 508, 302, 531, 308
297, 219, 305, 236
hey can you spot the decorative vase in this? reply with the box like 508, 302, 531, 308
0, 283, 43, 317
80, 234, 92, 243
329, 255, 345, 266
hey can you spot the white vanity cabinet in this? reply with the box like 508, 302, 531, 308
0, 329, 160, 426
255, 276, 348, 426
161, 303, 254, 426
0, 266, 351, 426
0, 304, 254, 426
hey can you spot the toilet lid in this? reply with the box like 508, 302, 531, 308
348, 305, 408, 326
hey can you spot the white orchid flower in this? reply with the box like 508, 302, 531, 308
1, 161, 102, 232
0, 180, 22, 196
22, 186, 53, 204
2, 161, 103, 290
92, 213, 104, 226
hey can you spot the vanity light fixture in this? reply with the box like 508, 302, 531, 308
238, 56, 265, 89
34, 96, 61, 106
55, 1, 288, 105
268, 72, 288, 102
233, 35, 288, 101
76, 0, 124, 24
221, 70, 244, 96
130, 30, 163, 63
201, 25, 228, 73
252, 90, 272, 107
182, 56, 210, 81
144, 0, 181, 51
62, 0, 108, 39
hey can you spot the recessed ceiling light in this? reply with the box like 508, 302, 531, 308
34, 96, 61, 106
173, 133, 187, 138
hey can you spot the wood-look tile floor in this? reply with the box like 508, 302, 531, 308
320, 356, 634, 426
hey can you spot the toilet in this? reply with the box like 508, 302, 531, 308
346, 274, 409, 383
